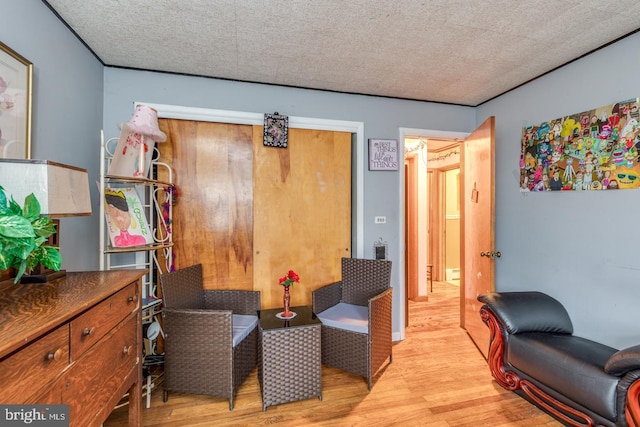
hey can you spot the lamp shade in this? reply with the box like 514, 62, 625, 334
122, 104, 166, 142
0, 159, 92, 217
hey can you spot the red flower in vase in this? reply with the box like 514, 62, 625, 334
278, 270, 300, 287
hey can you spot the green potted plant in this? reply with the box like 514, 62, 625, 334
0, 185, 61, 284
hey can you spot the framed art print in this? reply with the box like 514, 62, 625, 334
369, 138, 399, 170
0, 41, 32, 159
263, 112, 289, 148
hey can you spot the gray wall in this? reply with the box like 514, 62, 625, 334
1, 0, 103, 271
102, 69, 476, 338
478, 31, 640, 349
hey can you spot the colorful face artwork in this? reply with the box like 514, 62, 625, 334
520, 98, 640, 192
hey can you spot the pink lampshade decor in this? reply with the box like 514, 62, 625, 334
125, 104, 166, 142
119, 104, 166, 177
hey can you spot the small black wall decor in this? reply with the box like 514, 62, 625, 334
263, 112, 289, 148
373, 237, 388, 260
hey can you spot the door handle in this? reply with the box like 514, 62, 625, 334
480, 251, 501, 259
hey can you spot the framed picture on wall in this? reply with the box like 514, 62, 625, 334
263, 112, 289, 148
0, 41, 32, 159
368, 138, 399, 171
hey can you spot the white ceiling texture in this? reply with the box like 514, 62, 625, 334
45, 0, 640, 107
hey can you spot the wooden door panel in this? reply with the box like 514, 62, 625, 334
404, 156, 419, 304
429, 170, 444, 282
462, 116, 495, 358
158, 119, 254, 290
253, 127, 352, 309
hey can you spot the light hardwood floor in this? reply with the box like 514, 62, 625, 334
104, 281, 561, 426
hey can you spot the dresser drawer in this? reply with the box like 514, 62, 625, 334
0, 325, 69, 403
27, 373, 66, 405
70, 281, 139, 359
64, 312, 139, 427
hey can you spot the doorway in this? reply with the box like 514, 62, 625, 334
422, 141, 461, 288
401, 128, 466, 332
403, 118, 496, 353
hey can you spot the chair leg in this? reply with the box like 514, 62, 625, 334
163, 390, 168, 402
229, 398, 234, 411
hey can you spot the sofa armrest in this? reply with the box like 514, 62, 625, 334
615, 369, 640, 426
312, 281, 342, 314
606, 345, 640, 376
477, 291, 573, 334
203, 290, 260, 315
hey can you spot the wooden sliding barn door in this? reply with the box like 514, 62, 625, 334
253, 127, 352, 309
158, 119, 254, 290
158, 119, 352, 308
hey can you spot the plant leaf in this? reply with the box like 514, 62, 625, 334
32, 216, 56, 238
14, 259, 28, 284
0, 216, 35, 238
22, 193, 42, 221
3, 236, 37, 260
8, 197, 23, 215
0, 186, 8, 213
40, 246, 62, 271
0, 250, 12, 270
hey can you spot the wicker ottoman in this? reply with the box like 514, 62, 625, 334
258, 305, 322, 411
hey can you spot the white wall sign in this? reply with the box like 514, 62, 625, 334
369, 138, 398, 171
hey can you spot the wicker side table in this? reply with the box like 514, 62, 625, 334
258, 305, 322, 411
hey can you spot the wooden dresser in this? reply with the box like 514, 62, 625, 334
0, 269, 146, 427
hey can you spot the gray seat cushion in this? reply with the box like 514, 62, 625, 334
317, 302, 368, 334
232, 314, 258, 347
508, 332, 619, 420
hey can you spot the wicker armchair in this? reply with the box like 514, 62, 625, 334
312, 257, 393, 390
159, 264, 260, 410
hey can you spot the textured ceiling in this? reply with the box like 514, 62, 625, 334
45, 0, 640, 106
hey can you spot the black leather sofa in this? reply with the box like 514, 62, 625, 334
478, 291, 640, 427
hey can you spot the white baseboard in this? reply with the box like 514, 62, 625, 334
446, 268, 460, 281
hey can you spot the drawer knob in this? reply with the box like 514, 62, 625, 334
47, 348, 63, 361
122, 345, 133, 355
127, 295, 138, 303
82, 327, 96, 336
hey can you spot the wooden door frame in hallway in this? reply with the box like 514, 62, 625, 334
439, 163, 462, 284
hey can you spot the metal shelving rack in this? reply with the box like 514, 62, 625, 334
99, 130, 174, 408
